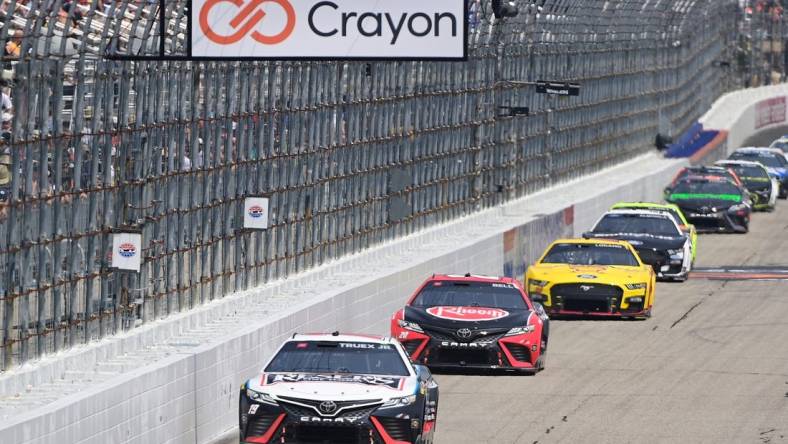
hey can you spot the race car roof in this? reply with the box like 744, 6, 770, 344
678, 174, 733, 183
716, 159, 768, 168
612, 201, 679, 211
604, 208, 674, 218
549, 237, 634, 247
428, 274, 519, 285
735, 147, 783, 156
290, 333, 394, 345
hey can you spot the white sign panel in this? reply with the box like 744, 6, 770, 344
111, 233, 142, 272
191, 0, 467, 59
244, 197, 270, 229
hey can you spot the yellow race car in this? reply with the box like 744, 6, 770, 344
525, 238, 656, 319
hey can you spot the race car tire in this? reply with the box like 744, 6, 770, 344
535, 353, 546, 372
238, 391, 249, 433
634, 308, 652, 320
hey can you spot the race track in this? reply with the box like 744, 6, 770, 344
219, 203, 788, 444
434, 204, 788, 444
219, 134, 788, 444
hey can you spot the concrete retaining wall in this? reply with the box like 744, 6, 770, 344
0, 152, 688, 444
700, 83, 788, 152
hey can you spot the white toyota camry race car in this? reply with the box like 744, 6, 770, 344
239, 333, 439, 444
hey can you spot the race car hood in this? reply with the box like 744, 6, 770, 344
667, 194, 742, 211
404, 305, 530, 330
528, 263, 647, 284
248, 372, 417, 402
585, 232, 686, 250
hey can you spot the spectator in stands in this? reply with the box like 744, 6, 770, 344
195, 138, 204, 168
60, 0, 84, 30
1, 82, 12, 115
1, 112, 12, 133
4, 30, 22, 59
181, 148, 192, 171
0, 152, 12, 212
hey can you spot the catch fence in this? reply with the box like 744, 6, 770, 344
0, 0, 739, 369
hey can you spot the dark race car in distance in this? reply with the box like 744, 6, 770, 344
715, 159, 778, 211
666, 176, 751, 233
584, 209, 693, 281
391, 274, 549, 374
729, 147, 788, 198
239, 333, 439, 444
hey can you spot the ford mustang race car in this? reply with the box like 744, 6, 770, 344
585, 209, 693, 281
525, 239, 656, 319
715, 160, 778, 211
610, 202, 697, 263
666, 176, 751, 233
391, 274, 549, 373
239, 333, 439, 444
729, 147, 788, 198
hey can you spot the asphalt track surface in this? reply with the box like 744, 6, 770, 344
221, 142, 788, 444
219, 209, 788, 444
433, 205, 788, 444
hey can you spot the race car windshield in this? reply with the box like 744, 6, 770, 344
411, 282, 527, 310
541, 243, 639, 266
771, 141, 788, 152
618, 206, 684, 225
731, 153, 786, 168
593, 214, 680, 236
265, 341, 409, 376
671, 180, 743, 198
729, 165, 769, 179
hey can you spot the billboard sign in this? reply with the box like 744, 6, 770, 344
191, 0, 467, 60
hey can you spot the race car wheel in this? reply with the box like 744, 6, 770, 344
541, 336, 548, 353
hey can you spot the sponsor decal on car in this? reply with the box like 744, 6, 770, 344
264, 373, 405, 390
425, 306, 509, 321
669, 193, 742, 202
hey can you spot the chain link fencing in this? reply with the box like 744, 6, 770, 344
0, 0, 739, 370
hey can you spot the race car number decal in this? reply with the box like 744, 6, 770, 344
426, 306, 509, 321
264, 373, 405, 390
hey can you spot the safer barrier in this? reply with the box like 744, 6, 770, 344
0, 151, 690, 444
700, 83, 788, 152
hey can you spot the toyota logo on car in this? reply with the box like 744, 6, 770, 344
192, 0, 466, 59
318, 400, 337, 415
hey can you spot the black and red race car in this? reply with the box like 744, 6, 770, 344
390, 274, 549, 373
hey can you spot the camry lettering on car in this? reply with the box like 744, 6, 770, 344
440, 341, 494, 348
426, 306, 509, 321
299, 416, 360, 424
